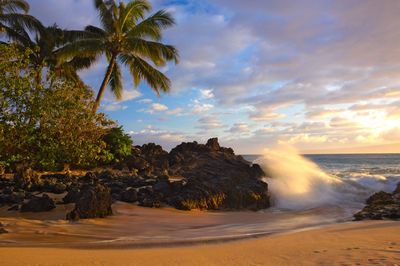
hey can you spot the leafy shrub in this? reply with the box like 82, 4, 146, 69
0, 44, 114, 171
102, 126, 133, 163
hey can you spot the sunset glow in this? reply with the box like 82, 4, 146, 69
28, 0, 400, 154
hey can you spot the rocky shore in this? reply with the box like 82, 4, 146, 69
354, 182, 400, 220
0, 138, 270, 220
1, 137, 399, 224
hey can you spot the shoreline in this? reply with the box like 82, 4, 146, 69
0, 220, 399, 265
0, 202, 358, 249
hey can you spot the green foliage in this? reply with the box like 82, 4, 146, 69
0, 44, 113, 171
102, 126, 133, 163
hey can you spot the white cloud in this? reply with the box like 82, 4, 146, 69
228, 123, 250, 134
192, 100, 214, 114
103, 103, 128, 111
279, 134, 329, 145
197, 116, 225, 130
140, 103, 169, 114
249, 111, 285, 121
138, 98, 153, 104
120, 89, 141, 102
152, 103, 168, 112
166, 107, 184, 116
200, 89, 214, 99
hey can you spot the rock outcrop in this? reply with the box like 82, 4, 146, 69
354, 183, 400, 220
66, 183, 112, 220
166, 138, 270, 210
20, 194, 56, 212
1, 137, 271, 218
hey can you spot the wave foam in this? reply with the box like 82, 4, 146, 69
256, 145, 397, 210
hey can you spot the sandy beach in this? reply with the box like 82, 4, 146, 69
0, 220, 398, 266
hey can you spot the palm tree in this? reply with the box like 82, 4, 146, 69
0, 0, 41, 37
59, 0, 179, 112
8, 22, 95, 85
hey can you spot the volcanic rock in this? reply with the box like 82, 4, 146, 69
66, 183, 112, 220
20, 194, 56, 212
167, 138, 270, 210
354, 184, 400, 220
121, 188, 138, 203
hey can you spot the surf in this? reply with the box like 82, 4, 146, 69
256, 145, 398, 210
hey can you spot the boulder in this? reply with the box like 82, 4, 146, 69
167, 138, 270, 211
20, 194, 55, 212
366, 191, 394, 205
138, 194, 161, 208
153, 176, 172, 197
121, 188, 138, 203
354, 185, 400, 221
79, 172, 98, 184
0, 191, 25, 205
66, 183, 112, 220
62, 187, 81, 204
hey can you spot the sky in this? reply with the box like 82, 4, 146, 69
27, 0, 400, 154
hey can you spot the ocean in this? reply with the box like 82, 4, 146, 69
245, 152, 400, 210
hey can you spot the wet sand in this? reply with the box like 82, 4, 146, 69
0, 220, 399, 265
0, 202, 399, 265
0, 201, 358, 248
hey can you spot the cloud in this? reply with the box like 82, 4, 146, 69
137, 98, 153, 104
29, 0, 97, 28
103, 103, 128, 112
200, 89, 214, 99
191, 101, 214, 114
27, 0, 400, 153
129, 125, 190, 151
228, 123, 250, 134
249, 110, 285, 121
166, 107, 184, 116
120, 89, 141, 102
138, 102, 169, 114
197, 116, 225, 130
152, 103, 168, 111
279, 134, 329, 145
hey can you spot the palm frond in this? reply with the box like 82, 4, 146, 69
0, 0, 30, 13
120, 53, 170, 95
0, 13, 42, 31
108, 60, 123, 100
93, 0, 114, 33
125, 37, 179, 66
127, 9, 174, 41
1, 22, 33, 46
68, 55, 98, 71
119, 0, 151, 31
56, 39, 104, 62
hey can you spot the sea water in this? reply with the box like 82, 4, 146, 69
245, 149, 400, 210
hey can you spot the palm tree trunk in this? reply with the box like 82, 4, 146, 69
93, 55, 116, 112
